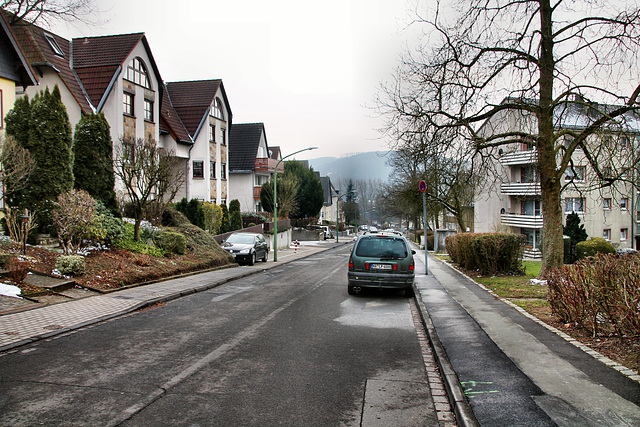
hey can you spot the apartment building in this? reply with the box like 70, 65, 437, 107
474, 101, 639, 258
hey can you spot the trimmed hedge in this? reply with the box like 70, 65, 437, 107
548, 253, 640, 338
445, 232, 525, 275
575, 237, 616, 260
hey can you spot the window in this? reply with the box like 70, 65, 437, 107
621, 197, 629, 210
209, 124, 215, 142
44, 34, 64, 56
0, 89, 3, 129
126, 58, 150, 88
603, 229, 611, 241
521, 166, 538, 183
565, 197, 585, 213
637, 210, 640, 222
221, 129, 226, 146
221, 163, 226, 180
604, 198, 612, 210
621, 228, 628, 241
212, 98, 224, 120
144, 99, 153, 121
123, 93, 134, 116
565, 165, 585, 181
193, 161, 204, 179
620, 136, 629, 148
210, 161, 216, 179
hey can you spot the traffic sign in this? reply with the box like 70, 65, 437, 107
419, 180, 427, 193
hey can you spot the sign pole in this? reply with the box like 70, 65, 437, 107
419, 180, 429, 275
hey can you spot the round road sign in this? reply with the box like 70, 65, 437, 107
419, 180, 427, 193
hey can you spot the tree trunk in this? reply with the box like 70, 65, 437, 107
538, 0, 563, 277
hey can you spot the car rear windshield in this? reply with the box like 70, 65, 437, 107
355, 237, 408, 259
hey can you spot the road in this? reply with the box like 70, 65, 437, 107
0, 245, 441, 426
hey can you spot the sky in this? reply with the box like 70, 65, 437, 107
53, 0, 418, 159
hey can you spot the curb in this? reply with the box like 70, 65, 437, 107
1, 242, 348, 353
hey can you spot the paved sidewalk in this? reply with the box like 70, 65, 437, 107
0, 241, 343, 352
413, 248, 640, 427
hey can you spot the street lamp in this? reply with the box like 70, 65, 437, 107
273, 147, 318, 261
20, 212, 29, 255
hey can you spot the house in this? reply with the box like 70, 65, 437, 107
165, 80, 232, 204
319, 176, 339, 224
228, 123, 282, 212
0, 11, 36, 140
474, 100, 639, 257
0, 11, 36, 209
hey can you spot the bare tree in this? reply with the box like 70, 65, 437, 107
113, 137, 183, 241
378, 0, 640, 276
1, 0, 99, 27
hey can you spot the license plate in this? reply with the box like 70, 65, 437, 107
370, 263, 392, 270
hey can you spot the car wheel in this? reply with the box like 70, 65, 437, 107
248, 252, 256, 266
262, 250, 268, 262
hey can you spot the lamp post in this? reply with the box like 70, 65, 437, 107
20, 212, 29, 255
273, 147, 318, 261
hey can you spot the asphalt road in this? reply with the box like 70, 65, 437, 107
0, 245, 439, 426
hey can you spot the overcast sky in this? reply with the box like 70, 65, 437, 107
54, 0, 416, 159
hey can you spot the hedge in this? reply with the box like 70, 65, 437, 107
445, 232, 525, 275
575, 237, 616, 260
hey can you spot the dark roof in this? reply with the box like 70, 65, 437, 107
72, 33, 144, 108
6, 12, 93, 113
229, 123, 267, 171
0, 11, 35, 86
320, 176, 337, 206
166, 79, 233, 138
159, 82, 192, 144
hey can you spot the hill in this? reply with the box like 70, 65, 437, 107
308, 152, 392, 184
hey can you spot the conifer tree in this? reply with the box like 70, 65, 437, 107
73, 113, 117, 213
29, 86, 74, 231
229, 199, 242, 231
220, 203, 230, 234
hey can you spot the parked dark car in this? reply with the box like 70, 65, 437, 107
347, 233, 415, 296
222, 232, 269, 265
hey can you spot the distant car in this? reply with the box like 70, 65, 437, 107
222, 232, 269, 265
347, 233, 415, 296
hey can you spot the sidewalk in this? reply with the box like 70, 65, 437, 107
412, 248, 640, 426
0, 241, 344, 352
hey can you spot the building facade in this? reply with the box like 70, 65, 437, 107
474, 102, 638, 258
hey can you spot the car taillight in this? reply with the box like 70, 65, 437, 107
393, 264, 398, 271
349, 257, 354, 269
365, 262, 370, 270
409, 259, 415, 271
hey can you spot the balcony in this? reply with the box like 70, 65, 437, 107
255, 158, 284, 173
500, 182, 541, 196
500, 150, 538, 166
501, 213, 544, 228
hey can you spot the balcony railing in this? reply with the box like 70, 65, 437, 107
501, 213, 544, 228
255, 158, 284, 173
500, 150, 538, 166
500, 182, 541, 196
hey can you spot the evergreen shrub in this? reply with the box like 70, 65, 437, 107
55, 255, 86, 276
155, 231, 187, 255
575, 237, 616, 260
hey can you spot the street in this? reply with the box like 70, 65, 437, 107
0, 245, 441, 426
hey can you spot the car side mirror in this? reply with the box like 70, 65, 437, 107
411, 250, 416, 255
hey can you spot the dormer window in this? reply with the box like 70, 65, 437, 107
45, 34, 64, 57
126, 58, 150, 89
212, 98, 224, 120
